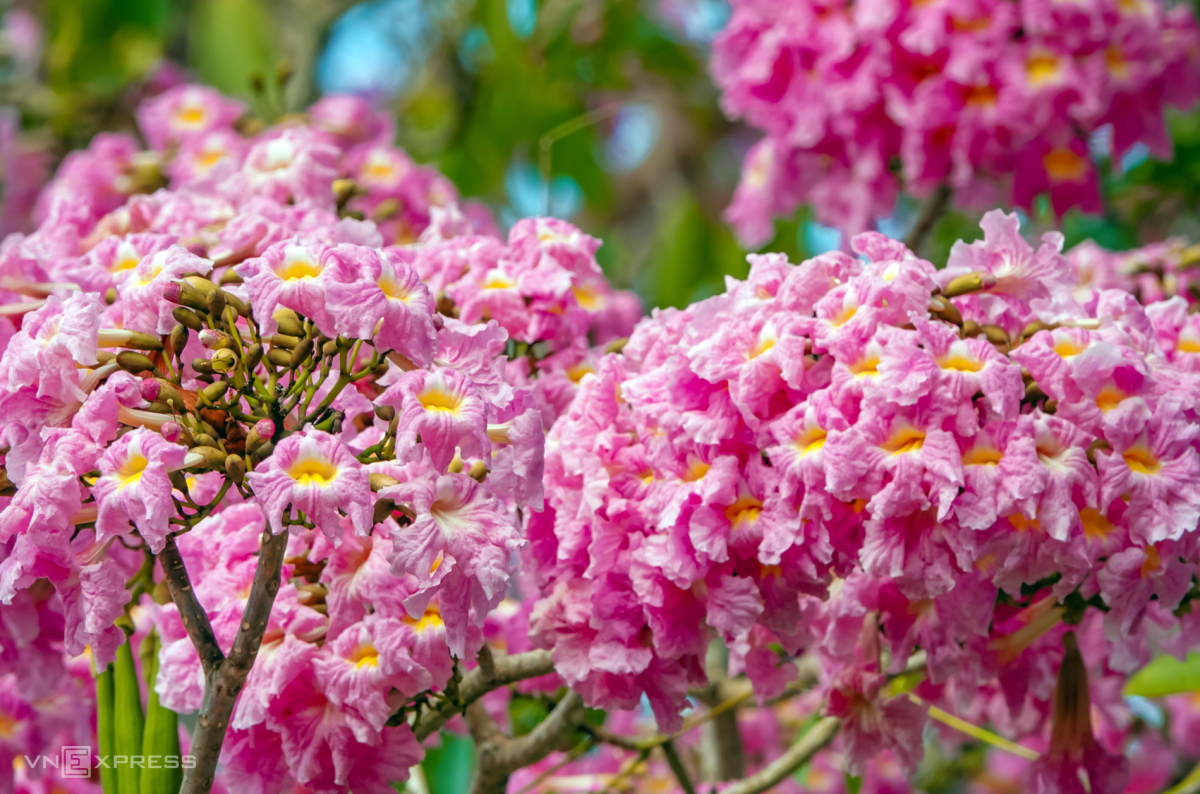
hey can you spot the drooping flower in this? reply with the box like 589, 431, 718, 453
93, 427, 189, 554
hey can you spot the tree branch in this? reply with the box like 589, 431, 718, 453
697, 680, 745, 781
181, 528, 290, 794
720, 717, 841, 794
904, 183, 952, 255
411, 649, 555, 741
472, 691, 585, 794
159, 535, 224, 675
661, 741, 698, 794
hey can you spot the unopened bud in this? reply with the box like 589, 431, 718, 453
211, 348, 237, 373
291, 339, 313, 368
162, 282, 183, 304
243, 343, 263, 371
160, 421, 182, 443
168, 470, 189, 493
192, 433, 218, 449
96, 350, 116, 365
225, 454, 246, 485
140, 379, 162, 402
369, 473, 399, 492
192, 357, 216, 375
254, 418, 275, 439
961, 320, 981, 339
269, 334, 301, 349
189, 446, 227, 469
980, 324, 1010, 349
372, 198, 401, 222
249, 441, 274, 467
273, 309, 304, 337
116, 351, 156, 374
170, 325, 189, 356
199, 329, 233, 350
266, 347, 292, 368
124, 332, 164, 351
333, 179, 358, 208
322, 339, 339, 357
200, 379, 230, 405
207, 289, 226, 319
943, 272, 996, 298
468, 460, 488, 482
374, 405, 395, 422
372, 498, 395, 526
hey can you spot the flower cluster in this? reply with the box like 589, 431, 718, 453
0, 81, 637, 793
530, 208, 1200, 789
712, 0, 1200, 244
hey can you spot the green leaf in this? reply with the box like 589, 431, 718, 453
94, 659, 117, 794
845, 772, 864, 794
509, 695, 552, 737
139, 629, 182, 794
188, 0, 276, 104
113, 637, 145, 794
1125, 652, 1200, 698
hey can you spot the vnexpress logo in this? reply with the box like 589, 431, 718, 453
22, 748, 197, 778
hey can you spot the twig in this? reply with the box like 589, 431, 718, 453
904, 183, 952, 255
472, 691, 585, 794
719, 716, 841, 794
515, 737, 596, 794
661, 741, 698, 794
159, 536, 224, 675
411, 649, 555, 741
181, 528, 290, 794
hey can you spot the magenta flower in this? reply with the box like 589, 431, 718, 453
236, 239, 342, 337
93, 427, 189, 554
245, 430, 374, 543
825, 665, 927, 776
223, 127, 340, 208
380, 368, 490, 471
309, 94, 394, 147
324, 245, 438, 367
381, 473, 522, 656
118, 244, 213, 334
0, 291, 101, 403
136, 83, 245, 150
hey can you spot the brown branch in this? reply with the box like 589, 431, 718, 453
411, 649, 555, 741
159, 535, 224, 675
720, 716, 841, 794
661, 741, 698, 794
904, 183, 953, 255
472, 691, 585, 794
697, 680, 745, 781
181, 528, 290, 794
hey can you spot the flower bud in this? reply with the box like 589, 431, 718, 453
160, 421, 182, 443
273, 309, 304, 337
374, 405, 395, 422
192, 357, 216, 375
199, 329, 233, 350
249, 441, 274, 467
121, 331, 164, 351
169, 325, 189, 356
269, 333, 301, 349
943, 272, 996, 298
322, 339, 339, 357
200, 379, 230, 405
291, 339, 313, 368
162, 282, 183, 304
171, 304, 204, 328
140, 379, 161, 402
255, 418, 276, 439
372, 498, 395, 526
192, 433, 218, 449
188, 446, 227, 469
116, 351, 156, 374
266, 347, 293, 367
207, 288, 226, 320
369, 473, 399, 492
243, 343, 263, 371
333, 178, 358, 209
225, 453, 246, 485
210, 348, 237, 373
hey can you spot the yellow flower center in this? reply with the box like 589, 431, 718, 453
881, 427, 925, 455
418, 388, 462, 413
175, 106, 206, 125
277, 260, 322, 281
749, 337, 776, 359
1043, 148, 1088, 183
1123, 445, 1161, 475
0, 711, 16, 739
939, 355, 983, 372
111, 257, 140, 273
1140, 545, 1161, 578
378, 274, 410, 301
1080, 508, 1115, 541
1026, 54, 1061, 86
682, 460, 711, 482
1008, 514, 1042, 533
830, 305, 858, 327
1106, 47, 1129, 79
796, 428, 828, 456
288, 457, 339, 487
1054, 338, 1086, 358
963, 447, 1002, 466
347, 644, 379, 668
725, 496, 764, 528
849, 356, 880, 377
566, 363, 595, 383
571, 285, 602, 311
1096, 386, 1128, 413
118, 454, 148, 490
965, 84, 997, 105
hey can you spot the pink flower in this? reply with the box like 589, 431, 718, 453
0, 292, 101, 403
93, 427, 188, 553
309, 94, 394, 147
245, 430, 374, 543
168, 128, 247, 186
0, 429, 97, 543
51, 232, 175, 293
119, 245, 214, 334
223, 127, 340, 208
381, 473, 522, 657
137, 84, 245, 150
236, 239, 342, 337
324, 245, 438, 367
380, 368, 490, 471
825, 665, 927, 776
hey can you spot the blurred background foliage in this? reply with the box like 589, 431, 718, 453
5, 0, 1200, 307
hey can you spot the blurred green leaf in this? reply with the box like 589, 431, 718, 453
1125, 653, 1200, 698
189, 0, 276, 105
510, 694, 552, 737
422, 732, 476, 794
